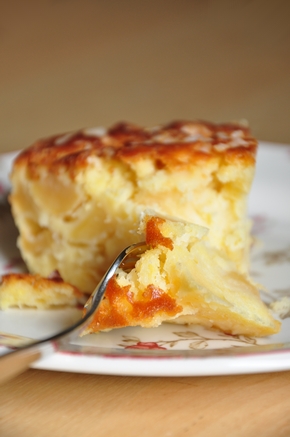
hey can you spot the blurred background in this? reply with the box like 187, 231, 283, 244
1, 0, 290, 152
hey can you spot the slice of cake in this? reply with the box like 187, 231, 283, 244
0, 273, 84, 309
83, 215, 280, 337
9, 120, 257, 294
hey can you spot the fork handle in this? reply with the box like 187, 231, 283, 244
0, 348, 41, 385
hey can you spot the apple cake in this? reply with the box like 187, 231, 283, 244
9, 120, 257, 294
83, 214, 280, 337
0, 272, 84, 309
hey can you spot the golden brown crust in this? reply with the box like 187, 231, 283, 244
1, 272, 81, 293
87, 276, 182, 332
13, 120, 257, 179
145, 216, 174, 250
0, 272, 84, 309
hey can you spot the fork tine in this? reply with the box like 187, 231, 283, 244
120, 243, 150, 272
84, 242, 148, 314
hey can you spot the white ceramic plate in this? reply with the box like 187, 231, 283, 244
0, 142, 290, 376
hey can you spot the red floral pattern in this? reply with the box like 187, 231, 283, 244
4, 257, 25, 271
125, 342, 167, 350
251, 214, 267, 235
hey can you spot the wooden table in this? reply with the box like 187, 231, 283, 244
1, 370, 290, 437
1, 1, 290, 436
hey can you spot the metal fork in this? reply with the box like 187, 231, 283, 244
0, 242, 148, 385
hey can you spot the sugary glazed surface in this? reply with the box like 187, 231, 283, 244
13, 121, 257, 176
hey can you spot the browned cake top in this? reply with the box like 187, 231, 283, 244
13, 120, 257, 177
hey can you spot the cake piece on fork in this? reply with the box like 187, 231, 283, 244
83, 214, 280, 337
